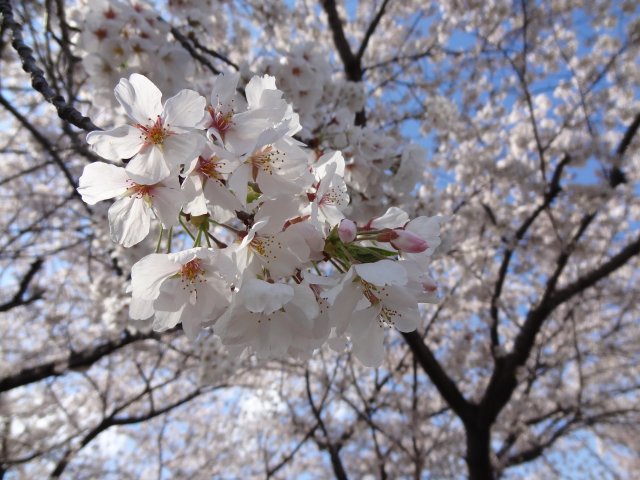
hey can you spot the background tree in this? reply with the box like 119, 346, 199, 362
1, 0, 639, 478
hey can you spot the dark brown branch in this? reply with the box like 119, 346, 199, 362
607, 112, 640, 187
166, 22, 221, 75
0, 258, 43, 312
186, 31, 239, 71
615, 112, 640, 157
401, 331, 473, 424
0, 0, 99, 131
0, 330, 165, 393
320, 0, 366, 126
266, 423, 319, 478
0, 91, 91, 213
50, 388, 205, 478
481, 234, 640, 424
488, 154, 571, 353
545, 234, 640, 314
356, 0, 391, 61
321, 0, 359, 81
304, 370, 349, 480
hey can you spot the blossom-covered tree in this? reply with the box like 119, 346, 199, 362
1, 0, 639, 478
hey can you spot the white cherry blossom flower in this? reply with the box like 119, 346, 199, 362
130, 248, 236, 339
232, 216, 323, 279
205, 73, 288, 156
86, 73, 206, 184
228, 129, 312, 204
324, 260, 421, 367
78, 161, 182, 247
308, 151, 349, 229
181, 143, 242, 222
215, 278, 323, 359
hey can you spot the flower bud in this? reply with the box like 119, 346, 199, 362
338, 219, 357, 243
391, 230, 428, 253
377, 229, 428, 253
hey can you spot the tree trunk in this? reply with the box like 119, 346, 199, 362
465, 424, 494, 480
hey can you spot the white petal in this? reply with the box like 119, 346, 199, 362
210, 72, 239, 106
290, 284, 320, 320
87, 125, 142, 161
182, 176, 208, 216
131, 253, 179, 300
240, 278, 294, 315
129, 296, 154, 320
181, 313, 202, 340
77, 162, 128, 204
256, 169, 303, 198
125, 145, 170, 184
355, 260, 408, 286
254, 196, 302, 234
114, 74, 163, 124
152, 185, 182, 227
315, 150, 345, 178
228, 163, 251, 205
108, 196, 151, 247
328, 279, 361, 334
202, 179, 243, 216
370, 207, 409, 229
348, 305, 385, 367
162, 133, 204, 168
245, 74, 277, 109
153, 308, 184, 332
163, 89, 207, 127
167, 247, 201, 265
392, 306, 419, 333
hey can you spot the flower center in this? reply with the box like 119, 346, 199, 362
247, 145, 285, 177
136, 116, 172, 145
207, 106, 234, 136
360, 279, 382, 305
125, 181, 154, 202
179, 259, 205, 284
250, 238, 267, 256
321, 185, 345, 206
196, 155, 224, 181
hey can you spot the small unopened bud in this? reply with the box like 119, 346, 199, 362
377, 229, 428, 253
338, 219, 357, 243
422, 279, 437, 293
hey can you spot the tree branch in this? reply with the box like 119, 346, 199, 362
0, 258, 43, 312
401, 331, 474, 424
0, 91, 91, 213
0, 330, 166, 393
0, 0, 99, 131
50, 387, 206, 477
482, 234, 640, 423
356, 0, 391, 61
488, 154, 571, 354
320, 0, 366, 126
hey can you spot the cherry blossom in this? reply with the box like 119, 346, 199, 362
78, 161, 182, 247
86, 74, 206, 183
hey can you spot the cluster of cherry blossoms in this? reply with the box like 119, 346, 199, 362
71, 0, 192, 103
259, 43, 427, 219
78, 73, 444, 366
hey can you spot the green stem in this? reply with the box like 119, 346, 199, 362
211, 219, 244, 235
155, 226, 164, 253
311, 260, 322, 276
329, 258, 347, 273
179, 216, 196, 240
166, 226, 173, 253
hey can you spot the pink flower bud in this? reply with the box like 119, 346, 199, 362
389, 229, 428, 253
338, 219, 357, 243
